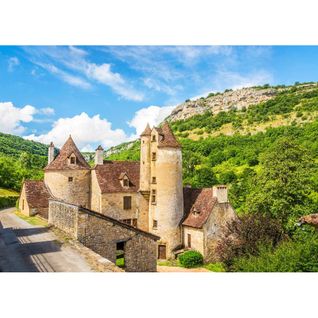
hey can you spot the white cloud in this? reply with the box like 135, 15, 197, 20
8, 57, 20, 71
0, 102, 37, 134
25, 46, 143, 101
25, 112, 129, 150
128, 105, 175, 136
36, 62, 91, 90
39, 107, 55, 115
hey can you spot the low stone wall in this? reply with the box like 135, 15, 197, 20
49, 201, 79, 238
49, 199, 159, 272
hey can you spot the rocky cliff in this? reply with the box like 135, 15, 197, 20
167, 86, 287, 122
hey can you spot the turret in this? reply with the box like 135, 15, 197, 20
48, 142, 55, 164
139, 123, 152, 192
148, 122, 183, 259
95, 145, 104, 165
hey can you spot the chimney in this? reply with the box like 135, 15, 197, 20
48, 142, 55, 164
212, 185, 228, 203
95, 145, 104, 165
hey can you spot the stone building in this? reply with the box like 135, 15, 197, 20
19, 122, 236, 262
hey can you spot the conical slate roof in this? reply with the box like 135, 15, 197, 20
45, 135, 90, 170
157, 122, 181, 148
140, 123, 152, 136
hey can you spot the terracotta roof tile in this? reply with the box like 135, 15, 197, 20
94, 161, 140, 193
140, 123, 152, 136
182, 188, 217, 228
300, 214, 318, 227
45, 136, 90, 171
23, 180, 51, 208
156, 122, 181, 148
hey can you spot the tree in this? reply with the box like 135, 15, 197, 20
246, 137, 314, 226
193, 167, 218, 188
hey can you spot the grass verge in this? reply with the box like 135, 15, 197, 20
14, 210, 48, 227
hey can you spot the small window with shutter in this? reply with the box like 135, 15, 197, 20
123, 196, 132, 210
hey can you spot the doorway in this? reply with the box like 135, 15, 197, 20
116, 241, 126, 268
158, 244, 166, 259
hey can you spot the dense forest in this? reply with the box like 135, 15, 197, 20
107, 82, 318, 271
0, 132, 48, 191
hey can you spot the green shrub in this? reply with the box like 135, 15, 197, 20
0, 196, 18, 209
204, 262, 226, 272
178, 250, 204, 268
232, 230, 318, 272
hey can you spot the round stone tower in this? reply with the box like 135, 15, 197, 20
139, 123, 151, 192
44, 135, 91, 208
148, 122, 184, 259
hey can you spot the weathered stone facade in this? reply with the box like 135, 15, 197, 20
49, 199, 159, 272
22, 123, 238, 266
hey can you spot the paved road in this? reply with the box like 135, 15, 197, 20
0, 208, 93, 272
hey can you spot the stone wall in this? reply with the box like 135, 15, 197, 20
49, 201, 79, 238
49, 199, 159, 272
45, 170, 91, 208
182, 226, 204, 255
203, 202, 237, 262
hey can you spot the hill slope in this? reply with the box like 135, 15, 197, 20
0, 133, 49, 191
106, 82, 318, 213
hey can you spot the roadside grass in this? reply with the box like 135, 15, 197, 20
14, 210, 48, 227
203, 262, 226, 272
0, 188, 19, 197
157, 259, 181, 267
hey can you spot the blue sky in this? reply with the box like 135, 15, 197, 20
0, 45, 318, 151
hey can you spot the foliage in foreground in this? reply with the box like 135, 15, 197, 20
231, 228, 318, 272
178, 250, 204, 268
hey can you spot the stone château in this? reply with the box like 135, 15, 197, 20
19, 122, 236, 264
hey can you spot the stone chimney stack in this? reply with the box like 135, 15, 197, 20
213, 185, 228, 203
48, 142, 55, 164
95, 145, 104, 165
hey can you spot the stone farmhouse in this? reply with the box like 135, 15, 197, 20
19, 122, 236, 266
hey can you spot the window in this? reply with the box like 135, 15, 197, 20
123, 179, 129, 187
152, 177, 157, 184
123, 196, 132, 210
151, 189, 156, 204
68, 177, 73, 182
187, 234, 191, 248
152, 135, 156, 142
153, 220, 158, 229
70, 156, 76, 164
121, 218, 137, 228
152, 152, 156, 161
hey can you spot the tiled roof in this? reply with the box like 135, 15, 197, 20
23, 180, 51, 208
94, 161, 140, 193
140, 123, 152, 136
45, 135, 90, 171
156, 122, 181, 148
182, 188, 217, 229
300, 214, 318, 227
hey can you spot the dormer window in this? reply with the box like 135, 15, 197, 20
69, 154, 76, 165
192, 208, 200, 216
152, 135, 156, 142
119, 173, 130, 188
123, 179, 129, 187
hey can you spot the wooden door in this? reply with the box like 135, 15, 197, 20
158, 245, 166, 259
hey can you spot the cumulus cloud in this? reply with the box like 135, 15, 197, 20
8, 57, 20, 71
128, 105, 175, 136
25, 112, 130, 150
0, 102, 37, 134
